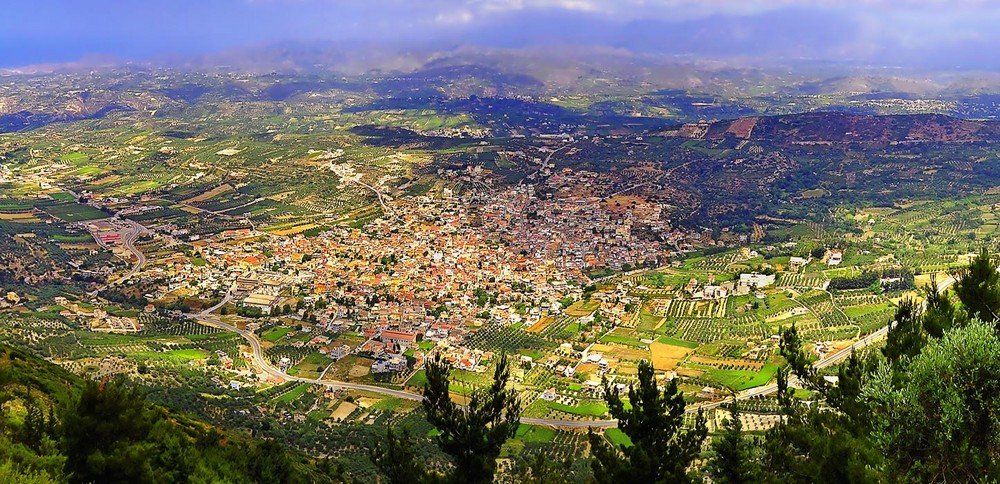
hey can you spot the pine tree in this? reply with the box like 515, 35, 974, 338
954, 247, 1000, 324
589, 360, 707, 483
420, 352, 520, 484
882, 299, 926, 365
706, 403, 759, 484
371, 427, 432, 484
60, 377, 157, 484
921, 283, 961, 338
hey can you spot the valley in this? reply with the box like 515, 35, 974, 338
2, 64, 1000, 481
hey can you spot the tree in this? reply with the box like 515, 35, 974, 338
706, 403, 760, 484
424, 352, 520, 483
921, 282, 961, 338
589, 360, 707, 483
375, 352, 520, 483
60, 377, 157, 484
242, 439, 297, 484
953, 247, 1000, 324
760, 326, 884, 483
882, 299, 926, 365
863, 321, 1000, 481
371, 427, 432, 484
520, 451, 572, 484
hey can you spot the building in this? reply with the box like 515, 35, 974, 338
243, 293, 280, 314
379, 330, 417, 348
739, 272, 775, 289
371, 355, 408, 374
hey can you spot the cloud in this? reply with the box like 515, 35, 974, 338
3, 0, 1000, 68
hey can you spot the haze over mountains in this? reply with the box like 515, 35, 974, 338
3, 0, 1000, 72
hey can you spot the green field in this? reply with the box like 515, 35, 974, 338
274, 383, 311, 403
657, 336, 699, 349
547, 401, 609, 417
600, 334, 646, 348
51, 234, 95, 243
49, 192, 78, 202
699, 364, 780, 391
168, 349, 208, 361
515, 424, 557, 444
39, 203, 107, 222
605, 428, 633, 448
263, 327, 293, 343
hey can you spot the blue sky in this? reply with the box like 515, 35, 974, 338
2, 0, 999, 68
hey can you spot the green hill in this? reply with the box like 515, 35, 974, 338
0, 344, 341, 483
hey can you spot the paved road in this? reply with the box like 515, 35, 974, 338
191, 275, 956, 429
354, 179, 389, 213
118, 219, 147, 283
88, 218, 147, 297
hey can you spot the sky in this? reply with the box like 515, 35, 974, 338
2, 0, 1000, 69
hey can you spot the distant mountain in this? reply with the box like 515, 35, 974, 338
9, 42, 1000, 99
694, 112, 1000, 145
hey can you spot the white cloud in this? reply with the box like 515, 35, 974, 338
435, 8, 476, 25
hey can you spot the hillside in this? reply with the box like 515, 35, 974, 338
697, 112, 1000, 145
0, 344, 339, 483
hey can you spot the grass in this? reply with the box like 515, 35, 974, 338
370, 397, 404, 412
656, 336, 699, 349
292, 352, 332, 374
406, 370, 428, 388
600, 334, 646, 348
39, 203, 107, 222
698, 364, 780, 391
515, 424, 557, 444
49, 192, 77, 202
167, 349, 208, 361
263, 327, 293, 343
60, 152, 88, 163
605, 428, 633, 448
274, 383, 310, 404
130, 349, 208, 364
547, 401, 608, 417
519, 349, 544, 361
51, 234, 94, 243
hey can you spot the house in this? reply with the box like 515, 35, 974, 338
371, 355, 408, 374
827, 251, 843, 266
739, 272, 775, 289
789, 256, 808, 272
328, 345, 351, 360
539, 388, 557, 401
379, 330, 417, 349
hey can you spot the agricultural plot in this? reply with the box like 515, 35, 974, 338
654, 299, 727, 319
776, 272, 828, 289
649, 341, 695, 371
464, 323, 553, 353
672, 318, 729, 343
794, 290, 857, 340
37, 201, 107, 222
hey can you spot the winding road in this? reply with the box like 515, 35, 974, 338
190, 275, 956, 429
88, 218, 148, 297
118, 219, 147, 283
